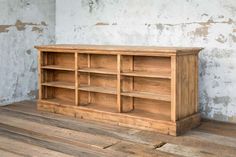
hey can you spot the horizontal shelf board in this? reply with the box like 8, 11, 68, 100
121, 91, 171, 102
79, 103, 117, 113
42, 65, 75, 71
79, 85, 117, 95
42, 81, 75, 89
126, 109, 171, 121
41, 98, 75, 106
121, 71, 171, 79
78, 68, 117, 75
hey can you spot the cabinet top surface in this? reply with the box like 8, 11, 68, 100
35, 44, 202, 55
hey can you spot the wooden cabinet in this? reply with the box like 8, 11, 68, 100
35, 44, 202, 136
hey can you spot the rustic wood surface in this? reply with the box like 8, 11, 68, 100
36, 46, 201, 136
0, 101, 235, 157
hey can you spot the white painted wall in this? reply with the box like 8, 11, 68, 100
56, 0, 236, 123
0, 0, 55, 105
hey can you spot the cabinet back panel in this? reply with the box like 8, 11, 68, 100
134, 77, 170, 95
79, 73, 89, 85
134, 98, 170, 117
122, 76, 171, 95
91, 93, 117, 108
44, 70, 75, 83
78, 54, 88, 68
133, 56, 171, 73
121, 56, 133, 72
54, 71, 75, 83
44, 52, 74, 67
91, 54, 117, 70
90, 74, 117, 88
79, 91, 89, 104
54, 88, 75, 103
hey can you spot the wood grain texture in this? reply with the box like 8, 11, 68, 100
1, 101, 236, 157
35, 44, 202, 55
36, 45, 201, 136
0, 101, 236, 157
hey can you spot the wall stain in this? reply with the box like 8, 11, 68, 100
213, 96, 231, 107
193, 26, 209, 37
32, 26, 43, 33
0, 20, 45, 33
26, 49, 32, 55
41, 21, 47, 26
155, 24, 164, 31
95, 22, 109, 26
218, 15, 224, 18
201, 13, 208, 17
88, 0, 99, 13
201, 90, 211, 114
200, 59, 207, 77
216, 34, 227, 43
229, 34, 236, 42
27, 89, 38, 98
0, 25, 11, 33
155, 18, 234, 27
213, 112, 228, 121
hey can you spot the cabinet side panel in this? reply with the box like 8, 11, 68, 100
171, 56, 177, 121
176, 54, 198, 120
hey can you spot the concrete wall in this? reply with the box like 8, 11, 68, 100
56, 0, 236, 123
0, 0, 55, 105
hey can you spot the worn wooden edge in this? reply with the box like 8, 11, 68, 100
38, 101, 201, 136
175, 113, 201, 136
35, 45, 203, 56
37, 101, 177, 135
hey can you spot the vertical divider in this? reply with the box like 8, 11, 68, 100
88, 54, 91, 104
75, 52, 79, 106
117, 54, 122, 112
44, 52, 48, 99
38, 50, 43, 100
195, 54, 199, 113
171, 55, 177, 122
130, 55, 134, 111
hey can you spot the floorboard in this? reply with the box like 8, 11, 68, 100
0, 100, 235, 157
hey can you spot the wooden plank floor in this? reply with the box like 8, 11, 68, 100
0, 101, 235, 157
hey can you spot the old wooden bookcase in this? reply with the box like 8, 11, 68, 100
35, 44, 202, 136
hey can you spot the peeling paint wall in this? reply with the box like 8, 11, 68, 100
56, 0, 236, 123
0, 0, 55, 105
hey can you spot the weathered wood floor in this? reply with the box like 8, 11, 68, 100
0, 101, 235, 157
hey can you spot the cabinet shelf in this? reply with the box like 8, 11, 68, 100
78, 68, 117, 75
121, 91, 171, 102
121, 71, 171, 79
79, 85, 117, 95
37, 44, 201, 136
79, 103, 117, 113
42, 81, 75, 89
126, 109, 171, 121
41, 98, 75, 106
42, 65, 75, 71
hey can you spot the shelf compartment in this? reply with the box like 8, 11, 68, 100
121, 91, 171, 102
41, 98, 75, 106
79, 85, 117, 95
42, 65, 75, 71
79, 68, 117, 75
125, 109, 171, 121
121, 71, 171, 79
42, 81, 75, 89
79, 103, 117, 113
42, 52, 75, 69
41, 86, 75, 106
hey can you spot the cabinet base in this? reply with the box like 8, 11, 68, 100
38, 100, 201, 136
